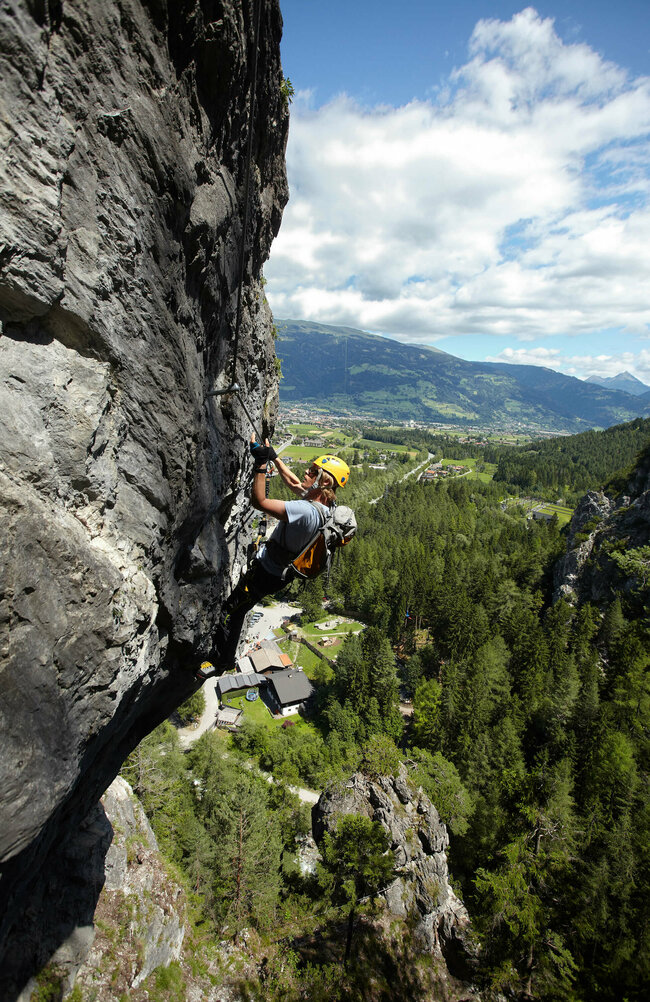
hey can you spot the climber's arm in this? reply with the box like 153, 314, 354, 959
251, 468, 287, 520
250, 435, 300, 494
272, 454, 303, 496
249, 435, 293, 517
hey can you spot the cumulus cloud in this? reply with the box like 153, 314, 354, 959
265, 7, 650, 375
486, 345, 650, 385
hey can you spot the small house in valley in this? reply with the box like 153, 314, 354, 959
248, 640, 292, 674
216, 671, 267, 702
267, 668, 314, 717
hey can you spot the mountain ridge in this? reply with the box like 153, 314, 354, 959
586, 371, 650, 396
275, 319, 650, 433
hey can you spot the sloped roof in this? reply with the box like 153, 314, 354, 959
269, 669, 314, 706
262, 639, 285, 658
216, 707, 242, 725
216, 671, 267, 698
249, 639, 290, 672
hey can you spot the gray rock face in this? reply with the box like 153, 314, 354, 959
312, 766, 479, 980
553, 490, 614, 603
6, 776, 186, 1002
75, 777, 187, 996
0, 0, 287, 984
0, 796, 112, 1002
553, 449, 650, 605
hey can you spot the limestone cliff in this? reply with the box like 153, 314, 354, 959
0, 0, 287, 989
312, 766, 480, 995
11, 776, 187, 1002
553, 443, 650, 605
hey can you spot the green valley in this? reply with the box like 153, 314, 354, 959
122, 417, 650, 1002
275, 319, 650, 434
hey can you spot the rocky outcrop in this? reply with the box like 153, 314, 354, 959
553, 445, 650, 605
0, 792, 113, 1002
553, 490, 614, 603
6, 777, 187, 1002
312, 766, 479, 984
74, 777, 187, 999
0, 0, 287, 989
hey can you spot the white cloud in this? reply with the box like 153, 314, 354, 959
486, 345, 650, 385
265, 7, 650, 359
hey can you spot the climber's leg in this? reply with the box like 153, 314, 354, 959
194, 561, 283, 680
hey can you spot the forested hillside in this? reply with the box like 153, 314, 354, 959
357, 416, 650, 504
492, 416, 650, 498
321, 471, 649, 1000
122, 441, 649, 1001
275, 319, 649, 432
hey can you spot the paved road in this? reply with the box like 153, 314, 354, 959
178, 676, 221, 747
275, 436, 293, 455
368, 453, 435, 505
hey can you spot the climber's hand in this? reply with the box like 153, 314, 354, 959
249, 435, 277, 467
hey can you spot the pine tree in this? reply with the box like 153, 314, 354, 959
203, 772, 282, 938
412, 678, 442, 752
319, 814, 396, 964
475, 762, 578, 999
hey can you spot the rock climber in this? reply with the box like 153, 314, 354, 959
195, 436, 350, 680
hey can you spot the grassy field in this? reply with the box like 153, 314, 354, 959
283, 425, 357, 447
277, 445, 324, 462
279, 437, 417, 464
276, 637, 330, 680
501, 496, 574, 527
284, 423, 327, 436
439, 456, 498, 483
299, 617, 365, 639
223, 690, 276, 726
355, 438, 418, 457
536, 502, 573, 527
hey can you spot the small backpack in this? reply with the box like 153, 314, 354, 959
287, 505, 357, 580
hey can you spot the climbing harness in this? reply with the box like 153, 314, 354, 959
207, 0, 264, 441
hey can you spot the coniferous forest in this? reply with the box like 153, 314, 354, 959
126, 428, 650, 1001
358, 416, 650, 503
326, 470, 649, 1000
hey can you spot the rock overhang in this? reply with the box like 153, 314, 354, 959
0, 0, 288, 980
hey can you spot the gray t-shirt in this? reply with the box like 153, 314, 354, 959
258, 500, 328, 577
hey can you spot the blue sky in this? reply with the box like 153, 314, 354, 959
278, 1, 650, 108
264, 2, 650, 386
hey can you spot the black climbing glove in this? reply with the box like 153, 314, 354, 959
250, 440, 277, 467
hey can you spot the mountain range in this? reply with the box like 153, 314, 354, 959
585, 371, 650, 397
275, 319, 650, 433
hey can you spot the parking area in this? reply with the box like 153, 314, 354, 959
241, 600, 298, 647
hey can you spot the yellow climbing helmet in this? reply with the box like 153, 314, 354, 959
313, 454, 350, 488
